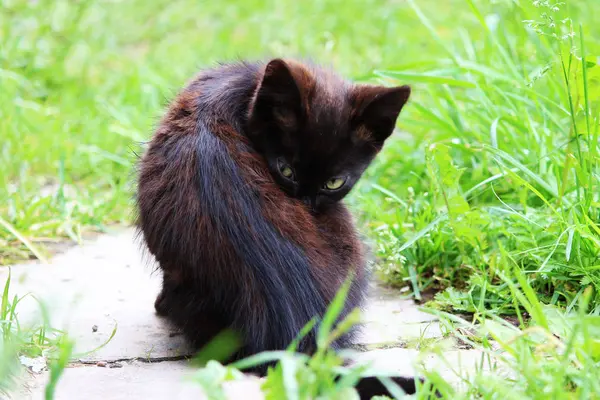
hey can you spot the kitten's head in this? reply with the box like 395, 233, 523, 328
246, 59, 410, 213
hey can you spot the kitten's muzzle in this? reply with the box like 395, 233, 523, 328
301, 196, 318, 212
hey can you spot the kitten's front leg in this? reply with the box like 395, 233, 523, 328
154, 270, 183, 316
154, 286, 170, 316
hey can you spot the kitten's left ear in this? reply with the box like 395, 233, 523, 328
247, 59, 307, 135
352, 85, 411, 144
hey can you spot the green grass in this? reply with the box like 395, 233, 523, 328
2, 0, 600, 398
1, 269, 71, 398
352, 0, 600, 314
190, 280, 600, 400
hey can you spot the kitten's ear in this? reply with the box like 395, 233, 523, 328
248, 59, 304, 133
351, 85, 411, 144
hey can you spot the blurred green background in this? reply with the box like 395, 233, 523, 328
2, 0, 455, 261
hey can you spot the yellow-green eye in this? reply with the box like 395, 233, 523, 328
325, 177, 345, 190
277, 158, 295, 180
281, 166, 294, 178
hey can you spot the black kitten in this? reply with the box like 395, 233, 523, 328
137, 59, 415, 398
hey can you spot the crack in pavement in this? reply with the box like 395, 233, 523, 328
74, 354, 193, 367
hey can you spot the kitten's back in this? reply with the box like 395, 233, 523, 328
137, 60, 366, 358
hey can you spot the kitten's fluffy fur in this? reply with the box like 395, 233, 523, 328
137, 59, 413, 397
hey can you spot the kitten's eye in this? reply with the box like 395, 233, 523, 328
278, 159, 295, 180
281, 166, 294, 178
324, 177, 346, 190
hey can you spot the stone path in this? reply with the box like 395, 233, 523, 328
2, 229, 485, 399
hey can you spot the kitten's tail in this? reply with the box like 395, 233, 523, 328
353, 376, 418, 399
194, 126, 328, 353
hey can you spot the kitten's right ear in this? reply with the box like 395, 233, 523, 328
351, 84, 411, 145
247, 59, 303, 133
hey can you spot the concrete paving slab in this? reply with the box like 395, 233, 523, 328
1, 229, 443, 362
2, 230, 192, 362
352, 347, 489, 382
17, 360, 264, 400
1, 228, 486, 399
